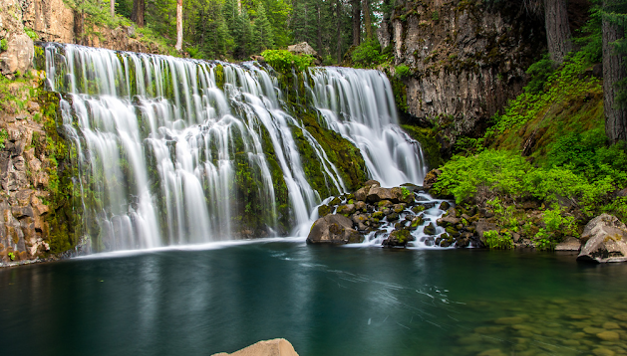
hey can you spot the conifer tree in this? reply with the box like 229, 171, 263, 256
253, 4, 275, 52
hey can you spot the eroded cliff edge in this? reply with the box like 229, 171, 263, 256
378, 0, 547, 153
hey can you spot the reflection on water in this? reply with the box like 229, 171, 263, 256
1, 244, 626, 355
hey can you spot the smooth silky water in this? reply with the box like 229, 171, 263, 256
2, 243, 627, 356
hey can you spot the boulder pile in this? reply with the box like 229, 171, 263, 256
307, 180, 463, 248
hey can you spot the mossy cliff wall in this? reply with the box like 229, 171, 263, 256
378, 0, 546, 153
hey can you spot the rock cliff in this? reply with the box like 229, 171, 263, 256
378, 0, 546, 151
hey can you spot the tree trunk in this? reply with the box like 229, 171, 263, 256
131, 0, 145, 27
111, 0, 115, 18
74, 10, 85, 45
603, 5, 627, 143
175, 0, 183, 51
544, 0, 572, 64
317, 3, 323, 54
336, 0, 342, 63
362, 0, 372, 40
352, 0, 360, 46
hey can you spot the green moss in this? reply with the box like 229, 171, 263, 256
214, 64, 225, 90
401, 125, 443, 168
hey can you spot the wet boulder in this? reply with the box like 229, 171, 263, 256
336, 204, 355, 216
306, 214, 364, 244
318, 204, 331, 217
382, 229, 414, 248
577, 214, 627, 263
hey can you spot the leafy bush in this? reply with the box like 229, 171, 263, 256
524, 54, 554, 94
0, 129, 8, 149
432, 147, 625, 220
0, 39, 7, 52
351, 39, 387, 68
24, 28, 38, 40
484, 230, 513, 249
395, 65, 411, 78
431, 150, 531, 203
261, 50, 314, 73
487, 51, 600, 137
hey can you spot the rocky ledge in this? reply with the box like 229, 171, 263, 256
307, 180, 482, 248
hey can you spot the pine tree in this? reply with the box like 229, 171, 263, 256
253, 4, 274, 52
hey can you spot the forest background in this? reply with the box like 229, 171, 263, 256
67, 0, 384, 63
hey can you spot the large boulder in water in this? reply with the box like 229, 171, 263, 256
306, 214, 364, 244
367, 186, 405, 203
577, 214, 627, 263
212, 338, 299, 356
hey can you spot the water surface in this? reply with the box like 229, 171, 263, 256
1, 242, 626, 356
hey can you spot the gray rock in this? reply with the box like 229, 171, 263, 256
306, 214, 364, 244
0, 33, 34, 75
577, 214, 627, 263
287, 42, 318, 56
555, 236, 581, 251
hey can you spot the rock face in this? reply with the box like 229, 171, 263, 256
378, 0, 545, 150
0, 0, 35, 76
0, 72, 57, 265
307, 214, 364, 244
212, 338, 299, 356
577, 214, 627, 263
22, 0, 74, 44
0, 33, 34, 76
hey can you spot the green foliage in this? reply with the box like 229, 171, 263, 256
533, 205, 576, 250
0, 129, 8, 149
486, 51, 600, 139
395, 64, 411, 78
432, 150, 530, 203
7, 252, 15, 261
401, 187, 411, 200
524, 55, 554, 94
484, 230, 513, 249
351, 39, 389, 68
262, 50, 314, 73
252, 4, 274, 52
0, 39, 7, 52
431, 10, 440, 21
24, 27, 38, 40
432, 146, 626, 220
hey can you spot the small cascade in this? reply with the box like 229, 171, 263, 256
42, 43, 428, 252
307, 67, 427, 187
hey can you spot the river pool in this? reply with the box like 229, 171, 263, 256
1, 240, 626, 356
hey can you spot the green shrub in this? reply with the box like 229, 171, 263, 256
0, 39, 7, 52
261, 50, 314, 73
24, 27, 38, 40
524, 54, 555, 94
351, 39, 387, 68
7, 252, 15, 261
431, 150, 531, 203
395, 65, 411, 78
484, 230, 513, 249
0, 129, 8, 149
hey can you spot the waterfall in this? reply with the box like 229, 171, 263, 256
42, 44, 427, 251
307, 67, 427, 187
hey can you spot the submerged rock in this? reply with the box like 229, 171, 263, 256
306, 214, 364, 244
555, 236, 581, 252
577, 214, 627, 263
212, 338, 299, 356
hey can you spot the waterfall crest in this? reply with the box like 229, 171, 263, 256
43, 44, 426, 251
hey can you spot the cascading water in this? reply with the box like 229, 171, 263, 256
42, 43, 428, 252
307, 67, 427, 187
